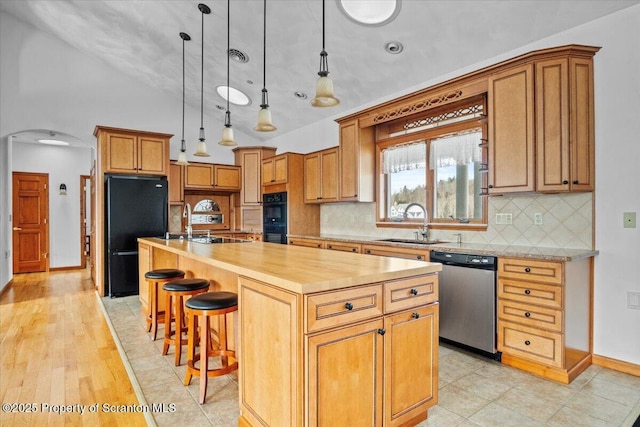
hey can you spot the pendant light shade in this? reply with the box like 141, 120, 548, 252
218, 0, 237, 146
194, 3, 211, 157
176, 32, 191, 166
254, 0, 276, 132
312, 0, 339, 107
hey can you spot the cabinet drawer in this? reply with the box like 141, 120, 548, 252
499, 258, 562, 284
498, 278, 563, 309
498, 300, 562, 332
325, 241, 361, 253
498, 321, 563, 368
288, 238, 325, 249
306, 284, 383, 333
384, 275, 438, 314
362, 244, 429, 261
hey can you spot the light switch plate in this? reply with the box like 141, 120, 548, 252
534, 212, 543, 225
623, 212, 636, 228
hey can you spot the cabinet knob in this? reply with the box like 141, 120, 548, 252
524, 289, 531, 295
317, 244, 322, 248
377, 328, 386, 336
525, 312, 531, 318
411, 312, 420, 319
488, 184, 494, 189
270, 179, 275, 182
573, 180, 579, 184
317, 197, 323, 200
327, 245, 332, 249
365, 249, 371, 254
416, 255, 423, 260
524, 340, 531, 346
410, 288, 418, 296
563, 180, 569, 185
524, 267, 531, 273
345, 302, 354, 311
351, 248, 357, 252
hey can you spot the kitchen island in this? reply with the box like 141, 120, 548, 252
138, 237, 442, 427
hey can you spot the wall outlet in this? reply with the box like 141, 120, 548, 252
496, 213, 513, 225
623, 212, 636, 228
534, 212, 543, 225
628, 291, 640, 310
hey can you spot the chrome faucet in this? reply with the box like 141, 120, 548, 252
183, 203, 193, 239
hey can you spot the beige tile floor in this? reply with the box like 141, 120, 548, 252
102, 295, 640, 427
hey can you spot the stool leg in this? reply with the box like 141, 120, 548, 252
174, 294, 184, 366
199, 313, 209, 404
184, 311, 196, 386
219, 312, 228, 368
162, 291, 173, 356
150, 281, 158, 340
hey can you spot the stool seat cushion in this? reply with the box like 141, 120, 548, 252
163, 278, 210, 292
145, 269, 185, 279
186, 291, 238, 311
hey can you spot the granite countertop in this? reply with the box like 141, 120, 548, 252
287, 233, 598, 262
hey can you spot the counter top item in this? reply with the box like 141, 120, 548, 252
288, 234, 598, 262
138, 237, 441, 294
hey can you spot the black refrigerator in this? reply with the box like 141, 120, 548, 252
105, 175, 168, 297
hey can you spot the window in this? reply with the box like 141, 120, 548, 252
377, 98, 487, 228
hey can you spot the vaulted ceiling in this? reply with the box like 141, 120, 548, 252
2, 0, 638, 146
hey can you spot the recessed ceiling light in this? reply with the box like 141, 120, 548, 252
337, 0, 401, 26
294, 91, 308, 100
216, 86, 251, 106
38, 139, 69, 146
384, 41, 404, 54
228, 48, 249, 63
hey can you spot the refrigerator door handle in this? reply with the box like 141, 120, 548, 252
113, 251, 138, 256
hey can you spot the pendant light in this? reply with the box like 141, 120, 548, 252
311, 0, 340, 107
218, 0, 237, 146
176, 32, 191, 166
254, 0, 276, 132
194, 3, 211, 157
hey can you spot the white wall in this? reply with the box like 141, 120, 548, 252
12, 142, 93, 268
265, 6, 640, 364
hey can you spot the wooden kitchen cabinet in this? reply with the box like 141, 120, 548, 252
288, 237, 325, 249
325, 240, 361, 253
337, 118, 375, 202
233, 147, 277, 231
535, 57, 595, 192
183, 162, 241, 191
262, 154, 289, 186
96, 126, 170, 176
488, 64, 535, 194
497, 257, 592, 383
304, 147, 339, 203
168, 161, 183, 204
362, 243, 430, 262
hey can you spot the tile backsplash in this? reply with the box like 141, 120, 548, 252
320, 193, 593, 249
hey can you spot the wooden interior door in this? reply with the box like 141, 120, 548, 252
12, 172, 49, 273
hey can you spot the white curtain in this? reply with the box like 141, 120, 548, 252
429, 132, 481, 170
382, 141, 426, 174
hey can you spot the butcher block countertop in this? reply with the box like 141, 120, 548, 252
138, 237, 442, 294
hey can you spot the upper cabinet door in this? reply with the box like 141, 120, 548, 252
569, 57, 595, 192
212, 165, 241, 191
320, 147, 339, 202
488, 64, 535, 194
338, 119, 375, 202
184, 163, 213, 189
104, 133, 138, 173
137, 136, 167, 175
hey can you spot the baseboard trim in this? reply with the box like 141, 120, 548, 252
592, 354, 640, 377
49, 265, 84, 272
0, 279, 13, 298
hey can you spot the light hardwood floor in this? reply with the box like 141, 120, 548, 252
0, 269, 147, 426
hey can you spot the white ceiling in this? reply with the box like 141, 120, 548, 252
2, 0, 638, 147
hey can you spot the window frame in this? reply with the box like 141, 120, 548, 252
375, 97, 488, 230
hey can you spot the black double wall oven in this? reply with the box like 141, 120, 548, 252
263, 192, 287, 244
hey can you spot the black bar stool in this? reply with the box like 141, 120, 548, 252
184, 291, 238, 404
162, 278, 210, 366
144, 269, 185, 340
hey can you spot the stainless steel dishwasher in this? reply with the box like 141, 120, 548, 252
430, 251, 500, 359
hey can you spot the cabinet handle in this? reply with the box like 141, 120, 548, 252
411, 312, 420, 319
524, 267, 531, 273
317, 244, 322, 248
524, 340, 531, 346
270, 179, 275, 182
410, 288, 418, 296
488, 184, 494, 189
317, 197, 323, 200
327, 245, 332, 249
573, 180, 579, 184
563, 180, 569, 185
524, 289, 531, 295
365, 249, 371, 254
525, 312, 531, 318
416, 255, 423, 260
351, 248, 357, 252
377, 328, 386, 336
345, 302, 354, 311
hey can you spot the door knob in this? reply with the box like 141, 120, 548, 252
13, 227, 22, 231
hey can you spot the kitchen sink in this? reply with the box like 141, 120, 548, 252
376, 238, 446, 245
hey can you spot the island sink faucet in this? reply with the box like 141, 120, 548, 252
183, 203, 193, 239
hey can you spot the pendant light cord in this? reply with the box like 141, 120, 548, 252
200, 10, 204, 129
182, 36, 186, 145
322, 0, 325, 51
226, 0, 230, 119
263, 0, 266, 91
